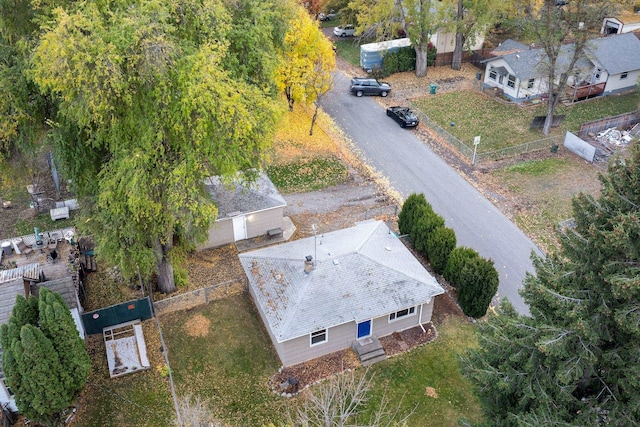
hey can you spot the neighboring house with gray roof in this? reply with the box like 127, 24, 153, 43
199, 171, 290, 250
0, 264, 85, 413
482, 33, 640, 103
239, 220, 444, 367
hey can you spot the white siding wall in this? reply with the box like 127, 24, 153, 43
245, 207, 285, 239
198, 219, 234, 250
198, 207, 285, 250
0, 380, 16, 412
604, 71, 640, 93
278, 300, 436, 367
431, 30, 484, 54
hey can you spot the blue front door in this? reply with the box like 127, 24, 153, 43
357, 320, 372, 339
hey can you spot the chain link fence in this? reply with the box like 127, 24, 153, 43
407, 101, 563, 164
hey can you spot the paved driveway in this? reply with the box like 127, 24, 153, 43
321, 71, 543, 315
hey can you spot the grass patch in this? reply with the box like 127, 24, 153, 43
363, 317, 482, 426
161, 294, 284, 427
130, 296, 480, 427
413, 91, 544, 151
267, 156, 349, 193
334, 38, 361, 67
74, 322, 175, 426
504, 157, 567, 176
412, 90, 639, 153
491, 157, 601, 251
15, 214, 74, 235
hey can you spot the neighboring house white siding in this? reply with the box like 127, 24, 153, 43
604, 70, 640, 93
484, 33, 640, 103
0, 380, 16, 412
431, 30, 484, 54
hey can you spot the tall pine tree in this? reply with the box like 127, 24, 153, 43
0, 289, 90, 425
463, 143, 640, 425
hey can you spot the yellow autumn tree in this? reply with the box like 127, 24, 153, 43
275, 7, 335, 132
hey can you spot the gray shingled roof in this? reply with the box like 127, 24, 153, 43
239, 220, 444, 343
489, 34, 640, 81
586, 33, 640, 75
492, 43, 592, 81
491, 39, 529, 56
205, 171, 285, 218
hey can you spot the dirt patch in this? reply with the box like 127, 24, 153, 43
184, 314, 211, 337
425, 386, 439, 398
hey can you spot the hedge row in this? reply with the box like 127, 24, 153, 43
399, 193, 499, 318
371, 44, 436, 79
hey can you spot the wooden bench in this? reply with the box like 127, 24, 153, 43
267, 227, 283, 238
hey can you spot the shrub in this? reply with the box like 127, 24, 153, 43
426, 42, 437, 66
382, 46, 416, 76
457, 256, 499, 318
443, 246, 479, 287
425, 226, 456, 274
398, 193, 429, 236
412, 208, 444, 253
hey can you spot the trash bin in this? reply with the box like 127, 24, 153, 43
429, 83, 437, 95
2, 241, 12, 256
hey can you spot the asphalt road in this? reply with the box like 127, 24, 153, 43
321, 71, 543, 315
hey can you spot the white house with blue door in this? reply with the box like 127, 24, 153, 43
239, 220, 444, 367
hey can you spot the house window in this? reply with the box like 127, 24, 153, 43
507, 75, 516, 89
489, 69, 497, 80
527, 78, 535, 89
621, 72, 628, 80
310, 329, 327, 346
389, 306, 416, 322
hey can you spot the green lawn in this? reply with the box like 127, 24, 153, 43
146, 295, 483, 426
365, 317, 482, 426
161, 294, 284, 427
412, 90, 639, 153
334, 37, 361, 67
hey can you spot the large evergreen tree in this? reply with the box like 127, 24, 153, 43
0, 289, 90, 425
463, 143, 640, 424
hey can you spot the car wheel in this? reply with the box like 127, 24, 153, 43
386, 110, 391, 116
380, 91, 388, 97
340, 33, 346, 37
356, 90, 363, 97
400, 122, 406, 128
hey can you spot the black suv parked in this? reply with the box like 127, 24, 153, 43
350, 77, 391, 97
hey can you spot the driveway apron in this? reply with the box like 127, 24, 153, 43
322, 71, 543, 315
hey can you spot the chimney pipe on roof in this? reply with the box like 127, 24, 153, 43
304, 255, 314, 273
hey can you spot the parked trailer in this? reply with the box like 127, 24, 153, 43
360, 38, 412, 72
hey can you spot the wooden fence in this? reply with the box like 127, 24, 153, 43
578, 110, 640, 139
153, 279, 246, 315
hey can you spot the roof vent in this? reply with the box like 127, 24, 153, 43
304, 255, 314, 273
